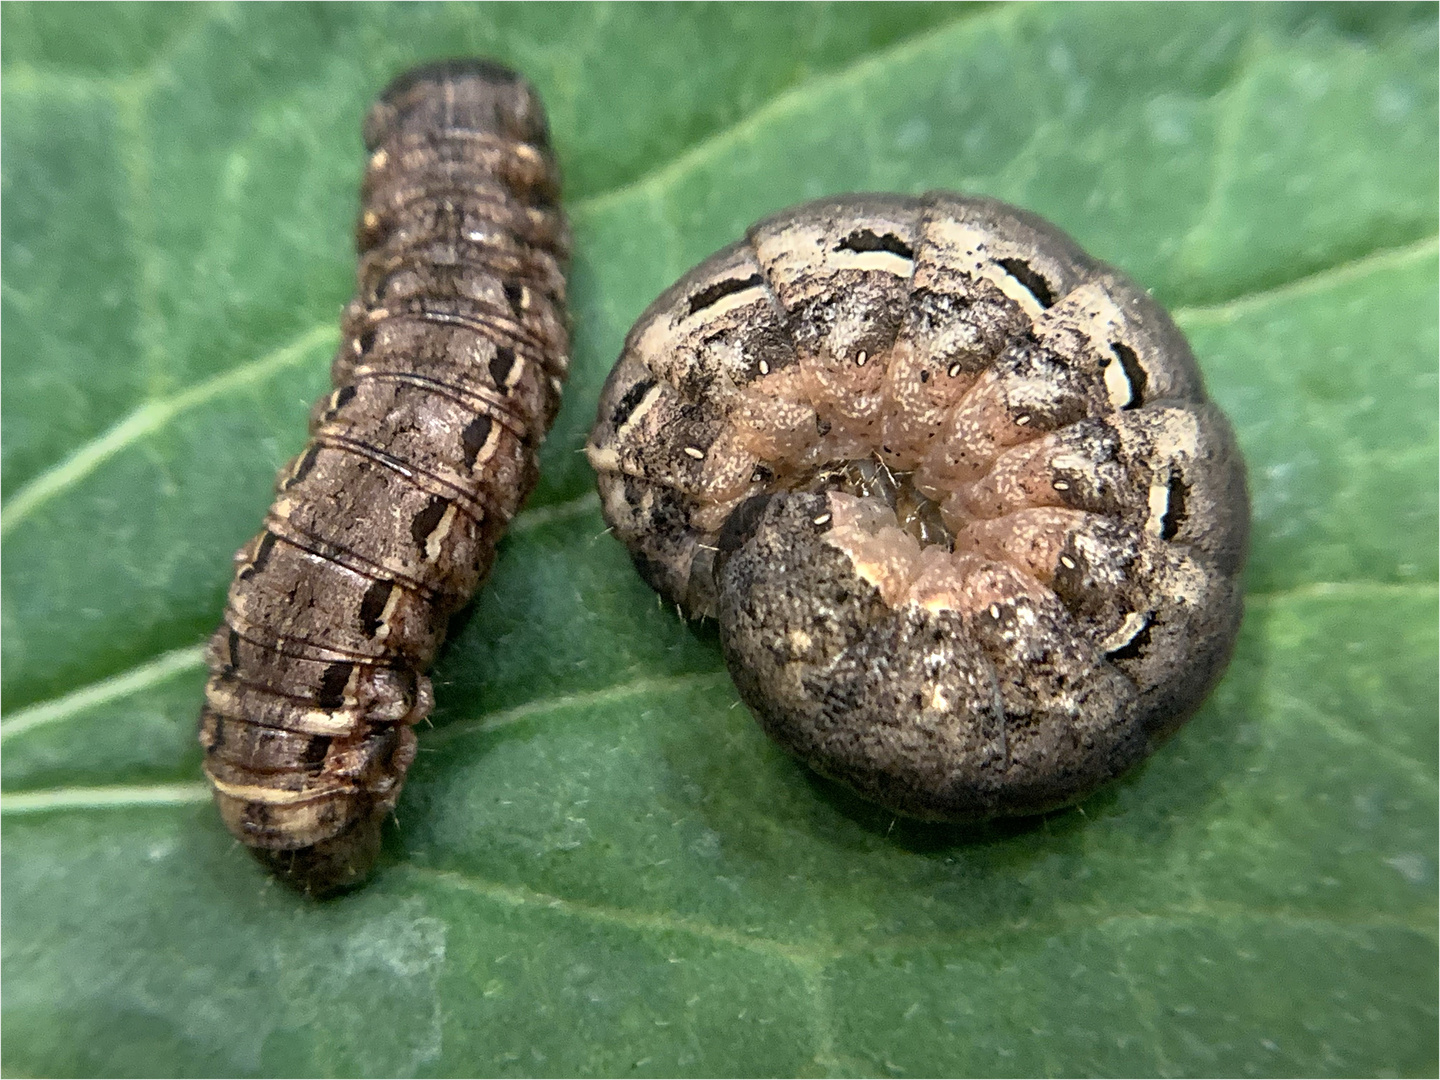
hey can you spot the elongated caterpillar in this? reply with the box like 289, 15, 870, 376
200, 59, 569, 895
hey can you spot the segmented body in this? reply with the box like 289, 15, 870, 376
588, 193, 1246, 821
200, 60, 569, 894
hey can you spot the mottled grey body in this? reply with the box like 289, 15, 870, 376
588, 192, 1246, 820
200, 60, 569, 895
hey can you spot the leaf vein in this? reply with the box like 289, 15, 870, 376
1269, 690, 1436, 791
0, 643, 207, 740
0, 782, 210, 814
1173, 234, 1439, 324
406, 864, 827, 965
426, 670, 732, 748
0, 321, 335, 533
1245, 579, 1438, 606
1177, 26, 1269, 270
567, 4, 1022, 222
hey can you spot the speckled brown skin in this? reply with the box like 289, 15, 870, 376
587, 192, 1247, 821
199, 60, 569, 895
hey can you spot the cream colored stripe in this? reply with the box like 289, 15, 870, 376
203, 768, 348, 806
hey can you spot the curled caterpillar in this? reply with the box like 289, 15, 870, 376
199, 59, 570, 895
587, 192, 1247, 821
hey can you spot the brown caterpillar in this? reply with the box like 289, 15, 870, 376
199, 59, 569, 895
587, 192, 1247, 822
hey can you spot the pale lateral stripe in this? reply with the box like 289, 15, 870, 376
1, 643, 207, 741
830, 249, 915, 277
612, 381, 666, 442
1101, 611, 1150, 654
203, 770, 346, 806
1, 782, 211, 815
1103, 350, 1135, 408
1145, 480, 1171, 537
680, 283, 768, 324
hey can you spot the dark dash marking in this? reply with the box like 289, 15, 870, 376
686, 274, 764, 317
358, 579, 394, 638
717, 494, 774, 556
997, 257, 1055, 308
611, 377, 657, 428
411, 496, 450, 550
1107, 617, 1153, 662
317, 664, 353, 710
227, 630, 242, 672
302, 735, 332, 770
284, 446, 321, 490
462, 414, 494, 469
489, 346, 516, 391
324, 385, 357, 422
836, 228, 914, 261
1160, 473, 1188, 542
502, 281, 525, 316
239, 532, 278, 582
1111, 340, 1148, 409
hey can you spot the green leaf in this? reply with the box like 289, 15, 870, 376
3, 4, 1435, 1076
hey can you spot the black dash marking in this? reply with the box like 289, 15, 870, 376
836, 228, 914, 261
462, 414, 494, 469
919, 369, 930, 383
359, 579, 394, 638
357, 328, 377, 356
489, 346, 516, 391
239, 532, 278, 582
316, 664, 353, 710
411, 496, 450, 550
1107, 618, 1153, 662
1160, 473, 1188, 542
502, 281, 525, 316
997, 257, 1055, 308
610, 377, 657, 429
284, 445, 321, 490
717, 494, 774, 556
1111, 340, 1148, 409
686, 273, 764, 317
331, 385, 357, 414
226, 629, 242, 672
302, 735, 332, 770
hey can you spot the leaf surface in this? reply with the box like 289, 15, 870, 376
3, 4, 1436, 1076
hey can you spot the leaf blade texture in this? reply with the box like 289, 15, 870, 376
3, 4, 1436, 1076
